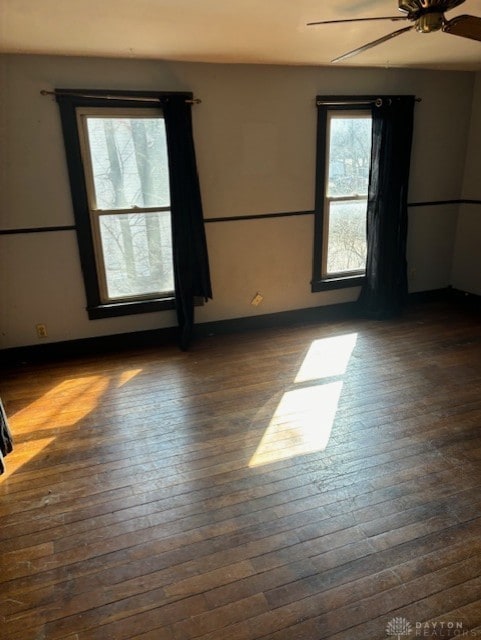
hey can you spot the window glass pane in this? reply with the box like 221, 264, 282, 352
326, 200, 367, 275
86, 117, 170, 210
327, 116, 372, 197
99, 211, 173, 299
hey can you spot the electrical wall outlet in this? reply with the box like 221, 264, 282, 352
36, 324, 48, 339
251, 293, 263, 306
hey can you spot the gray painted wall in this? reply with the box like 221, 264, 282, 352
452, 71, 481, 296
0, 55, 476, 348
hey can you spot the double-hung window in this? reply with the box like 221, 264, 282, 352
57, 90, 193, 319
312, 98, 373, 291
78, 108, 174, 305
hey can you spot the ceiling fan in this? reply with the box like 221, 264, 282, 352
307, 0, 481, 62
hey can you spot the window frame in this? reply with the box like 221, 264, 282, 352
312, 96, 375, 293
77, 107, 174, 305
57, 89, 192, 320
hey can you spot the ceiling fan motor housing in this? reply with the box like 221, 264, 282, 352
398, 0, 467, 32
398, 0, 422, 14
398, 0, 466, 17
416, 12, 444, 32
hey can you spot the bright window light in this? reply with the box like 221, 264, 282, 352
249, 333, 358, 467
3, 369, 143, 479
249, 381, 343, 467
295, 333, 358, 383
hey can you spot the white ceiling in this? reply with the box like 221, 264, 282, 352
1, 0, 481, 70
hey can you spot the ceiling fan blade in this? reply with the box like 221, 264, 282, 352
443, 14, 481, 41
332, 25, 414, 63
307, 16, 408, 26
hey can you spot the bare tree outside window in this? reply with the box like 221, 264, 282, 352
327, 116, 372, 197
326, 201, 367, 274
324, 114, 372, 276
81, 112, 174, 302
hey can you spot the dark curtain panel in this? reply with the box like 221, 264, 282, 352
0, 399, 13, 475
359, 96, 415, 318
163, 97, 212, 350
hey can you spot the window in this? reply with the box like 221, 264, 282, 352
57, 90, 193, 319
78, 109, 173, 304
312, 99, 373, 292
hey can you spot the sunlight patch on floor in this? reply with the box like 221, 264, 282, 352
117, 369, 143, 387
249, 381, 343, 467
2, 369, 143, 479
249, 333, 357, 467
1, 437, 55, 482
10, 376, 110, 431
295, 333, 358, 383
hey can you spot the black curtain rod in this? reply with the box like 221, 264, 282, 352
40, 89, 201, 104
316, 97, 421, 107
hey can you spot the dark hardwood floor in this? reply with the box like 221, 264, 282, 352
1, 300, 481, 640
